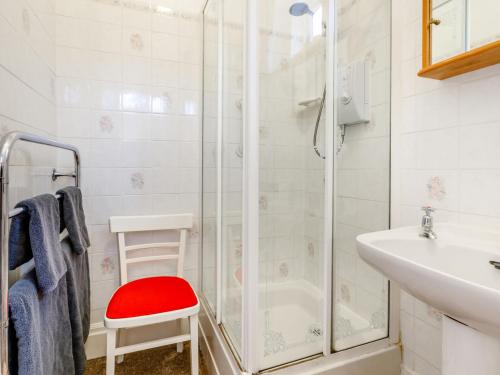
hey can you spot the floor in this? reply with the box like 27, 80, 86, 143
85, 344, 208, 375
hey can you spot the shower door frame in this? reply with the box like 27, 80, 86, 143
199, 0, 400, 373
241, 0, 259, 371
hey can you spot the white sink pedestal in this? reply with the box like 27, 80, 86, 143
442, 316, 500, 375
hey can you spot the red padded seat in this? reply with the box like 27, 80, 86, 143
106, 276, 198, 320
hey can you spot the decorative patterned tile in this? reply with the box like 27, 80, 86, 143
100, 256, 115, 276
340, 283, 351, 304
259, 195, 268, 210
22, 8, 30, 34
264, 329, 287, 357
427, 176, 446, 201
130, 33, 145, 51
307, 242, 315, 258
370, 308, 387, 330
99, 115, 114, 133
334, 316, 354, 339
130, 172, 145, 189
278, 262, 289, 278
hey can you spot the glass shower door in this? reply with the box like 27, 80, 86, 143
200, 0, 393, 371
202, 0, 245, 359
332, 0, 391, 351
257, 0, 328, 369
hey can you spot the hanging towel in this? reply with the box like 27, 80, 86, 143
56, 186, 90, 254
61, 236, 90, 375
8, 269, 75, 375
8, 194, 65, 294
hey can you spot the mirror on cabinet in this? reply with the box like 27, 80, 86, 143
419, 0, 500, 80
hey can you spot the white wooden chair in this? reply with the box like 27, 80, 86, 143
104, 214, 199, 375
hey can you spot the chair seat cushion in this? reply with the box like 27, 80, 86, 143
106, 276, 198, 320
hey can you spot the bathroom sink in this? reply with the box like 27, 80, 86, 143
357, 223, 500, 338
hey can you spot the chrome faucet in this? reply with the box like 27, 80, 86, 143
420, 206, 437, 239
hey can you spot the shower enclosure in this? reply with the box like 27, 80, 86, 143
200, 0, 397, 373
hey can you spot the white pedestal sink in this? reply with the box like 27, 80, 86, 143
356, 224, 500, 375
442, 315, 500, 375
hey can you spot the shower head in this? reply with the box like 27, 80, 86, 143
289, 2, 314, 16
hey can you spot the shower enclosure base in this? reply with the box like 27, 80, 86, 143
199, 295, 400, 375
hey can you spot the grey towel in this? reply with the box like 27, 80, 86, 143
61, 236, 90, 375
57, 187, 90, 254
8, 269, 75, 375
8, 194, 66, 294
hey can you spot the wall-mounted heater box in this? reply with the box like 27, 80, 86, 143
338, 60, 370, 126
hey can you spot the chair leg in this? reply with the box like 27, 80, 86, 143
116, 328, 125, 363
106, 329, 117, 375
190, 315, 199, 375
177, 319, 184, 353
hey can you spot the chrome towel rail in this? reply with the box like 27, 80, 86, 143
52, 169, 77, 182
0, 131, 80, 375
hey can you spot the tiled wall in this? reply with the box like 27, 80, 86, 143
0, 0, 59, 204
54, 0, 203, 325
300, 40, 327, 290
393, 0, 500, 374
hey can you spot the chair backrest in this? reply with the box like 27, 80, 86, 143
109, 214, 193, 285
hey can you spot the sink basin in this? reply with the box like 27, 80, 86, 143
357, 223, 500, 338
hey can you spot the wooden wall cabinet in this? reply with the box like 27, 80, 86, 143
418, 0, 500, 80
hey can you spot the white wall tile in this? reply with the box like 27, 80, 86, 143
178, 63, 200, 90
123, 112, 152, 139
392, 1, 500, 374
152, 32, 178, 61
122, 84, 151, 112
178, 36, 200, 64
459, 122, 500, 169
459, 75, 500, 126
459, 171, 500, 217
151, 86, 177, 114
90, 82, 122, 110
415, 128, 459, 170
123, 7, 151, 30
151, 59, 178, 87
0, 0, 59, 290
123, 55, 151, 85
151, 12, 178, 34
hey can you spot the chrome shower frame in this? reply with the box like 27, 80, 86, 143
0, 131, 81, 375
198, 0, 400, 373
